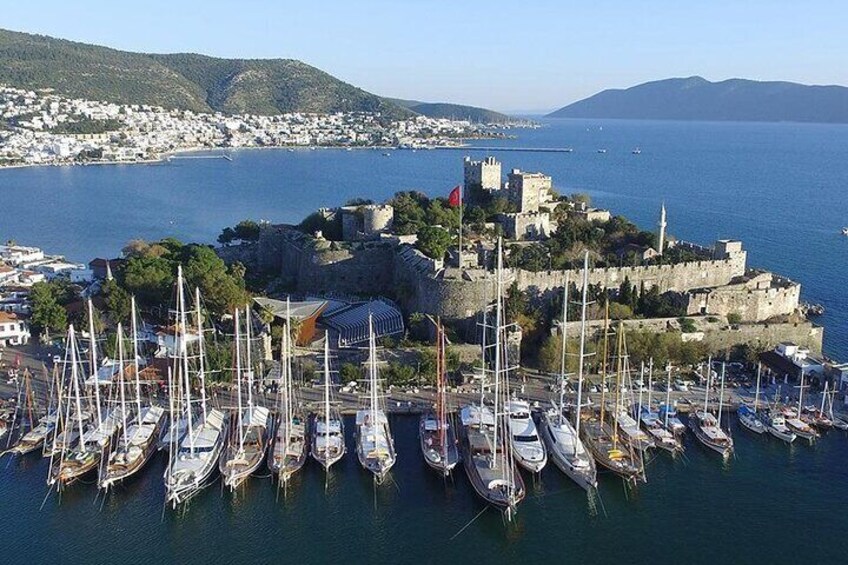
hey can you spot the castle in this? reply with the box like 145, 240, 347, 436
223, 157, 813, 349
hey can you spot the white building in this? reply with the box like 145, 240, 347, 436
0, 312, 30, 346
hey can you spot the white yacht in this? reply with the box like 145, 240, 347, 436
506, 399, 547, 473
311, 335, 345, 471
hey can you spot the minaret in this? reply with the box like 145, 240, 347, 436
657, 203, 667, 254
105, 260, 114, 281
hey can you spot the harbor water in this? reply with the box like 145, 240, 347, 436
1, 119, 848, 562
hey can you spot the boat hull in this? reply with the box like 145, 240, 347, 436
458, 420, 525, 511
767, 425, 796, 443
539, 415, 597, 491
100, 412, 165, 489
688, 417, 733, 458
418, 413, 460, 477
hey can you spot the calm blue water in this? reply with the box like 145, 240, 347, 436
2, 119, 848, 563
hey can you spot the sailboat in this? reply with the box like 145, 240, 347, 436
737, 363, 766, 434
637, 362, 683, 453
657, 366, 686, 439
782, 372, 818, 442
355, 315, 396, 483
101, 299, 166, 489
825, 386, 848, 431
458, 238, 525, 517
52, 302, 128, 488
220, 306, 271, 489
540, 259, 597, 491
581, 311, 644, 483
419, 319, 460, 476
268, 302, 308, 485
802, 381, 833, 430
311, 333, 345, 470
689, 362, 734, 458
3, 367, 49, 456
164, 267, 228, 507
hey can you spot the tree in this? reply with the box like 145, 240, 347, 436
234, 220, 261, 241
340, 362, 361, 383
29, 282, 67, 335
416, 226, 452, 260
102, 279, 131, 323
123, 254, 174, 306
217, 227, 236, 245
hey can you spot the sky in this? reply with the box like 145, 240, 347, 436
3, 0, 846, 112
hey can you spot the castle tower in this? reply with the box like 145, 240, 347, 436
657, 203, 667, 254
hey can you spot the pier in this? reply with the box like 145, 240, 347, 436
430, 145, 574, 154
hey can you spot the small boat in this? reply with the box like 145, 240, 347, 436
597, 149, 607, 154
581, 317, 644, 483
220, 307, 271, 490
311, 335, 345, 471
164, 267, 228, 507
638, 405, 681, 453
841, 227, 848, 236
824, 385, 848, 431
419, 321, 459, 477
782, 372, 819, 443
459, 239, 525, 518
355, 316, 396, 484
506, 399, 547, 473
617, 408, 655, 452
658, 403, 686, 437
737, 364, 765, 435
802, 381, 834, 430
689, 361, 734, 458
632, 148, 641, 154
268, 305, 308, 485
101, 305, 166, 489
765, 410, 796, 443
539, 264, 597, 491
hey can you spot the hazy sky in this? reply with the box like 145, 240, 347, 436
3, 0, 846, 112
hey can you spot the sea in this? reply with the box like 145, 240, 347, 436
1, 119, 847, 563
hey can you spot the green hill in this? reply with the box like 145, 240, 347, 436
389, 98, 513, 123
0, 28, 412, 119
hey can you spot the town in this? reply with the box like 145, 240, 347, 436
0, 84, 495, 167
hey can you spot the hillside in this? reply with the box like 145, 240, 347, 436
389, 98, 513, 123
0, 28, 412, 119
548, 76, 848, 123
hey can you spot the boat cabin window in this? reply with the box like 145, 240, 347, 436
513, 434, 538, 442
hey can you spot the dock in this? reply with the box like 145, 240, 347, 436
430, 145, 573, 154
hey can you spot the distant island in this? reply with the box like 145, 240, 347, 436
548, 76, 848, 124
0, 28, 512, 124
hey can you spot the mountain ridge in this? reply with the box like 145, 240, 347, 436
0, 28, 508, 122
548, 76, 848, 123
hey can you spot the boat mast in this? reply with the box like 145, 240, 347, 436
117, 323, 128, 447
87, 299, 103, 427
245, 305, 254, 412
574, 252, 589, 438
177, 266, 195, 453
131, 297, 143, 423
703, 357, 712, 415
437, 320, 447, 461
754, 362, 762, 413
664, 363, 672, 428
820, 381, 828, 415
797, 370, 805, 415
647, 358, 654, 408
600, 300, 610, 431
194, 288, 208, 422
491, 238, 503, 470
559, 272, 569, 426
637, 361, 644, 430
368, 314, 377, 438
234, 308, 245, 451
69, 326, 87, 450
612, 321, 624, 451
718, 363, 726, 430
323, 331, 330, 448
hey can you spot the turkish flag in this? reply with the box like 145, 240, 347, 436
448, 185, 461, 207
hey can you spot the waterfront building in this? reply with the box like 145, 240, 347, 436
0, 311, 30, 346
